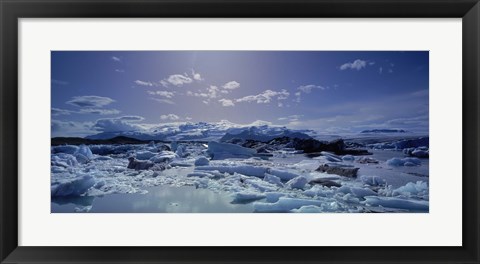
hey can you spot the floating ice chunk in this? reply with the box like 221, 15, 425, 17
386, 157, 421, 167
51, 153, 78, 167
169, 161, 193, 167
364, 196, 429, 212
291, 205, 323, 213
303, 185, 335, 198
196, 165, 267, 178
263, 173, 284, 187
94, 180, 106, 189
321, 151, 342, 162
74, 206, 93, 213
74, 145, 94, 159
292, 160, 319, 171
231, 192, 266, 204
149, 151, 177, 163
170, 141, 178, 152
51, 166, 66, 173
265, 192, 285, 203
194, 156, 210, 166
392, 181, 428, 198
360, 175, 386, 186
342, 155, 355, 161
175, 144, 187, 158
207, 141, 256, 160
339, 193, 361, 203
411, 149, 429, 158
286, 176, 308, 190
268, 169, 299, 181
136, 151, 156, 160
254, 197, 325, 213
74, 153, 90, 164
245, 178, 278, 192
349, 187, 378, 198
51, 175, 96, 197
52, 145, 79, 154
336, 186, 351, 194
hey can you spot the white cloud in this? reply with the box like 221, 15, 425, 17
78, 108, 121, 115
51, 108, 73, 116
379, 67, 383, 74
222, 81, 240, 90
93, 118, 141, 132
218, 99, 235, 107
340, 59, 368, 71
167, 74, 193, 86
236, 89, 289, 104
135, 80, 154, 86
51, 120, 96, 137
278, 114, 303, 122
52, 107, 120, 116
115, 69, 125, 73
385, 115, 428, 127
206, 86, 219, 98
111, 56, 121, 62
147, 90, 175, 98
186, 86, 219, 99
202, 100, 209, 105
151, 98, 175, 105
119, 115, 145, 122
297, 84, 326, 94
192, 70, 204, 81
160, 114, 180, 121
159, 80, 170, 88
66, 95, 115, 108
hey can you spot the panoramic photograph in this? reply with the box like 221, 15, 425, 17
51, 51, 429, 213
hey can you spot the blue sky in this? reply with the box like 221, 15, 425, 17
51, 51, 428, 137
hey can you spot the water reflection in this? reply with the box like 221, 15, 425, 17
51, 185, 254, 213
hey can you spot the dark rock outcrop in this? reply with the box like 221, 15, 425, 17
309, 178, 342, 188
268, 137, 370, 155
316, 164, 359, 178
127, 157, 154, 170
356, 157, 380, 164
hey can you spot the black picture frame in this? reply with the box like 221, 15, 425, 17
1, 0, 479, 263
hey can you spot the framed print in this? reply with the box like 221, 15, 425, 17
1, 0, 479, 263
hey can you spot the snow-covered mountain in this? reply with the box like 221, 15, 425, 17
85, 120, 314, 142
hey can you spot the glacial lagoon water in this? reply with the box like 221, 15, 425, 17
51, 185, 255, 213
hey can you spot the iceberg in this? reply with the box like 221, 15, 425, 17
135, 151, 156, 160
364, 196, 429, 212
263, 173, 284, 187
386, 157, 421, 167
207, 141, 256, 160
194, 156, 210, 166
254, 197, 327, 213
52, 145, 79, 154
51, 175, 96, 197
231, 192, 266, 204
149, 151, 177, 163
285, 176, 308, 190
268, 169, 300, 181
74, 144, 94, 159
